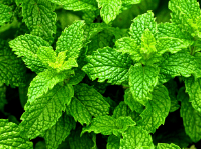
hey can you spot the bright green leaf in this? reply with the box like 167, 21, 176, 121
97, 0, 122, 24
69, 83, 109, 125
157, 143, 181, 149
44, 113, 76, 149
82, 115, 136, 136
0, 119, 33, 149
9, 34, 50, 74
21, 0, 57, 43
129, 63, 159, 105
19, 84, 74, 139
0, 3, 12, 26
120, 126, 155, 149
107, 135, 120, 149
82, 47, 133, 85
137, 85, 171, 133
179, 87, 201, 143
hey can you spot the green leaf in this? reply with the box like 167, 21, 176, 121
179, 87, 201, 142
129, 63, 160, 105
124, 88, 144, 113
0, 3, 12, 26
184, 76, 201, 113
97, 0, 122, 24
9, 34, 50, 74
120, 126, 155, 149
19, 84, 74, 139
0, 119, 33, 149
21, 0, 57, 43
27, 69, 73, 103
82, 47, 133, 85
169, 0, 200, 31
156, 37, 189, 55
137, 85, 171, 133
82, 9, 99, 23
157, 22, 192, 44
121, 0, 141, 10
159, 51, 201, 80
69, 83, 109, 125
82, 116, 136, 136
157, 143, 181, 149
129, 10, 157, 45
106, 135, 120, 149
36, 46, 57, 68
49, 0, 97, 11
67, 128, 97, 149
56, 20, 85, 59
114, 37, 141, 62
0, 40, 26, 86
44, 113, 76, 149
0, 85, 7, 113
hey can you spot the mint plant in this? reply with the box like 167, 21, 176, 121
0, 0, 201, 149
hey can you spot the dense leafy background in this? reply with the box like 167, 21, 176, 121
1, 0, 201, 149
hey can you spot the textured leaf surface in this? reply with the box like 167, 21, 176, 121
49, 0, 97, 11
82, 47, 133, 85
129, 10, 157, 45
0, 3, 12, 26
0, 40, 26, 86
120, 126, 155, 149
179, 87, 201, 142
97, 0, 121, 24
106, 135, 120, 149
159, 51, 201, 79
129, 63, 159, 105
82, 116, 136, 136
69, 83, 109, 125
185, 76, 201, 113
124, 89, 144, 113
115, 37, 141, 61
44, 113, 76, 149
56, 20, 85, 59
157, 143, 181, 149
137, 85, 171, 133
67, 128, 96, 149
0, 119, 33, 149
156, 37, 189, 55
27, 69, 72, 103
19, 84, 74, 139
0, 85, 7, 112
9, 34, 50, 74
21, 0, 57, 43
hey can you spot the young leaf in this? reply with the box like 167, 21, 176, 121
19, 84, 74, 139
179, 87, 201, 142
159, 51, 201, 80
0, 3, 12, 26
137, 85, 171, 133
97, 0, 122, 24
49, 0, 97, 11
82, 47, 133, 85
157, 143, 181, 149
21, 0, 57, 43
106, 135, 120, 149
68, 83, 110, 125
0, 40, 26, 86
129, 10, 157, 45
81, 116, 136, 136
9, 34, 50, 74
120, 126, 155, 149
129, 63, 160, 105
27, 69, 73, 103
43, 113, 76, 149
0, 119, 33, 149
56, 20, 85, 59
184, 76, 201, 113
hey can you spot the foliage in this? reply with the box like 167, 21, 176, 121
0, 0, 201, 149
